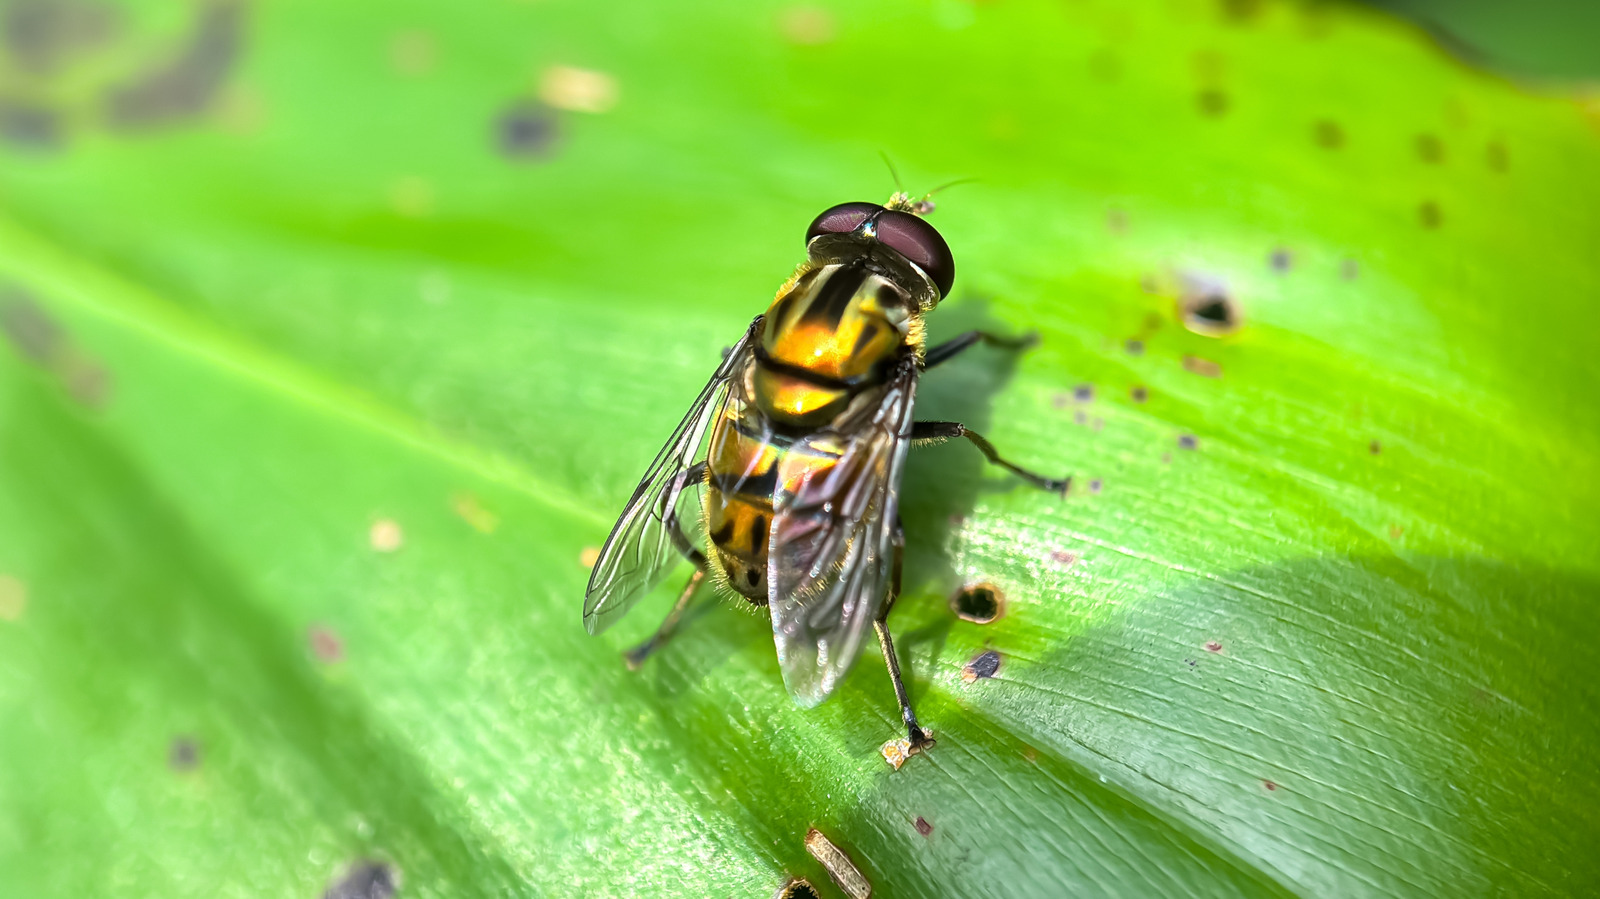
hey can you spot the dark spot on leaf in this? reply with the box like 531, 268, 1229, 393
1197, 89, 1229, 117
168, 736, 201, 772
1219, 0, 1262, 21
952, 583, 1003, 624
1124, 339, 1144, 356
1262, 780, 1279, 792
1073, 410, 1088, 425
1131, 385, 1148, 403
962, 649, 1002, 683
0, 97, 62, 150
1050, 549, 1078, 567
2, 0, 121, 76
1486, 141, 1508, 172
914, 816, 933, 837
323, 860, 398, 899
1418, 200, 1442, 229
776, 879, 820, 899
1313, 119, 1343, 149
1088, 478, 1103, 494
1106, 207, 1127, 232
1269, 247, 1292, 272
1369, 439, 1381, 454
495, 99, 559, 160
1415, 133, 1444, 164
1182, 355, 1222, 378
1073, 384, 1093, 402
1340, 257, 1360, 280
104, 0, 244, 130
1205, 640, 1223, 652
0, 294, 63, 363
1178, 434, 1198, 450
308, 625, 344, 663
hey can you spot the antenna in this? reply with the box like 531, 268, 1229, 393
879, 151, 906, 193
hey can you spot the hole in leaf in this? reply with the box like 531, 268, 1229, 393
952, 584, 1003, 624
1179, 278, 1240, 336
775, 879, 820, 899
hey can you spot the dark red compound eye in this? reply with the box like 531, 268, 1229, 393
805, 202, 882, 242
874, 209, 955, 298
805, 201, 956, 298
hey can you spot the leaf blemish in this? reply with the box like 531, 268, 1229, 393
804, 828, 871, 899
1269, 248, 1293, 272
1369, 439, 1381, 454
1205, 640, 1223, 652
1182, 355, 1222, 378
914, 816, 933, 837
104, 0, 246, 130
1073, 383, 1094, 402
962, 649, 1002, 684
1050, 550, 1078, 567
1088, 478, 1103, 494
168, 736, 201, 772
953, 584, 1003, 624
323, 860, 398, 899
369, 518, 403, 552
1262, 780, 1279, 792
1131, 385, 1148, 403
1314, 119, 1344, 149
1341, 257, 1360, 280
1178, 434, 1198, 450
1124, 339, 1144, 356
495, 99, 560, 161
308, 625, 344, 664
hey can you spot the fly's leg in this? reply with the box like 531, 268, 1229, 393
923, 330, 1039, 370
912, 421, 1070, 496
626, 461, 710, 668
874, 523, 934, 751
625, 567, 707, 670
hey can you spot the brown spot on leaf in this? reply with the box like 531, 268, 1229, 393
1418, 200, 1442, 229
1486, 140, 1508, 172
1415, 133, 1444, 164
1313, 119, 1343, 149
1205, 640, 1223, 652
1124, 339, 1144, 356
308, 625, 344, 664
1050, 549, 1078, 568
1131, 385, 1148, 403
952, 583, 1003, 624
1262, 780, 1279, 792
914, 816, 933, 837
1182, 355, 1222, 378
1197, 89, 1229, 117
1369, 439, 1381, 454
323, 860, 398, 899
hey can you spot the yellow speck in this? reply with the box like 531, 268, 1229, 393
389, 176, 434, 218
451, 493, 499, 534
390, 30, 437, 76
370, 519, 404, 552
538, 65, 618, 114
580, 546, 601, 568
0, 575, 26, 621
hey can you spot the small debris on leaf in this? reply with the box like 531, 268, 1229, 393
805, 828, 872, 899
962, 649, 1002, 684
880, 731, 932, 770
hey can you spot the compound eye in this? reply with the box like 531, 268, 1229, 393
874, 210, 955, 298
805, 202, 883, 243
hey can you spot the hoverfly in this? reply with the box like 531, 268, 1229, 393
583, 192, 1066, 751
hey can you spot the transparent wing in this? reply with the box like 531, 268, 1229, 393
583, 317, 760, 635
767, 354, 918, 706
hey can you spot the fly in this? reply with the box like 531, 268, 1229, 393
583, 192, 1067, 753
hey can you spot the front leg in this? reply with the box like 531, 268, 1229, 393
912, 421, 1069, 496
923, 330, 1039, 370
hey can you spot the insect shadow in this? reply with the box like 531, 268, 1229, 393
895, 291, 1038, 672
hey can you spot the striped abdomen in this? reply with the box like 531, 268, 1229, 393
704, 259, 914, 601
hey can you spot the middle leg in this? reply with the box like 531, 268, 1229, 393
911, 420, 1070, 496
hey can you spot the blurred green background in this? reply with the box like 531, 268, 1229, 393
1, 1, 1597, 897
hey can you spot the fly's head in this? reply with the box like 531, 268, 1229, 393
804, 198, 954, 310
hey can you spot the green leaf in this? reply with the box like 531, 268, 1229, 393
1, 1, 1597, 896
